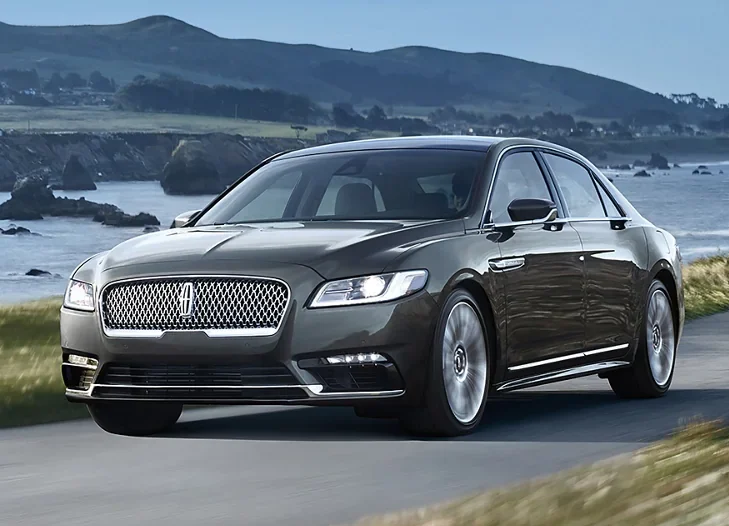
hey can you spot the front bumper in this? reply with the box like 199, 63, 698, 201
60, 269, 439, 407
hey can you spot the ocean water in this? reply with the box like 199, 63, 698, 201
2, 162, 728, 303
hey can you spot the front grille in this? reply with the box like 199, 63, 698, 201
101, 276, 289, 334
98, 363, 300, 387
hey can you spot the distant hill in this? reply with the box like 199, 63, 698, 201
0, 16, 710, 119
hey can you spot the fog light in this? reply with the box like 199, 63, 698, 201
67, 354, 99, 368
325, 353, 387, 365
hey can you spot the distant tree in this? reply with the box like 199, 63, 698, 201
332, 102, 364, 128
115, 77, 320, 124
64, 72, 86, 89
89, 71, 115, 92
43, 72, 64, 93
366, 105, 387, 129
490, 113, 519, 127
0, 69, 41, 91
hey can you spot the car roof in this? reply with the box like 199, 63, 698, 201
276, 135, 504, 160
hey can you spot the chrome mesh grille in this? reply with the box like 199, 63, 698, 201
101, 277, 289, 333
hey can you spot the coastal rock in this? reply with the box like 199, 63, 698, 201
100, 210, 160, 227
646, 153, 669, 170
0, 182, 160, 226
673, 163, 681, 168
698, 165, 708, 170
692, 169, 700, 174
701, 170, 712, 175
616, 164, 631, 170
633, 169, 651, 177
60, 154, 97, 190
11, 174, 55, 206
160, 140, 225, 195
26, 268, 51, 277
1, 225, 31, 235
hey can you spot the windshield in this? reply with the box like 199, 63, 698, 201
195, 149, 484, 226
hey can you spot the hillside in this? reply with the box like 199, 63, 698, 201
0, 15, 689, 119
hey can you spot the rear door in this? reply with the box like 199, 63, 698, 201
541, 152, 642, 355
485, 149, 586, 371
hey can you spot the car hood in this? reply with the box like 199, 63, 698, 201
101, 220, 464, 279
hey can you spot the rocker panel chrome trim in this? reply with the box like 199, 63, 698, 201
497, 361, 631, 391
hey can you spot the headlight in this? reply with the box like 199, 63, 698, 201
310, 270, 428, 308
64, 279, 95, 312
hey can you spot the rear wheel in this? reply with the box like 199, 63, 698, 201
87, 402, 183, 436
608, 280, 676, 398
400, 289, 490, 437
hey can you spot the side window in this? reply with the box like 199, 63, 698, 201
316, 175, 385, 216
489, 152, 552, 224
226, 170, 302, 222
544, 154, 605, 218
595, 181, 622, 217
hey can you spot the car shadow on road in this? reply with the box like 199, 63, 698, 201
163, 387, 729, 443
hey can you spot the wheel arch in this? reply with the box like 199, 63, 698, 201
445, 274, 502, 383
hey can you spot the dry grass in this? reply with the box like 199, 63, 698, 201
683, 255, 729, 320
0, 105, 397, 139
352, 421, 729, 526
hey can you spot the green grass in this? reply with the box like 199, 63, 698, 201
0, 256, 727, 429
352, 421, 729, 526
0, 105, 356, 138
0, 298, 86, 427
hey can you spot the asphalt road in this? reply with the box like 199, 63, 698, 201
2, 312, 728, 526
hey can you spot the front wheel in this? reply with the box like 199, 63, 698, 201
87, 402, 183, 436
608, 280, 677, 398
400, 289, 490, 437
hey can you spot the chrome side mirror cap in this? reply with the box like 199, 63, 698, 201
171, 209, 201, 228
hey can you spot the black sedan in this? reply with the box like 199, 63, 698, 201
60, 136, 684, 437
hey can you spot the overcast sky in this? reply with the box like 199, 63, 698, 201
4, 0, 728, 102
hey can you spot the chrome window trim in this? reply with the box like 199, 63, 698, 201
507, 343, 629, 371
98, 274, 291, 339
480, 144, 630, 229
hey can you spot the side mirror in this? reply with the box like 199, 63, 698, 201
507, 198, 557, 223
170, 209, 201, 228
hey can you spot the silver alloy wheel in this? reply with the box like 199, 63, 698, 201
646, 289, 675, 387
442, 301, 488, 424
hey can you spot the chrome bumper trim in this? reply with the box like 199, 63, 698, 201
65, 384, 405, 399
102, 328, 279, 339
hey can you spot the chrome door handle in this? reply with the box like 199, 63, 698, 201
489, 257, 525, 272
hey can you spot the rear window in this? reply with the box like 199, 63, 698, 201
196, 149, 485, 225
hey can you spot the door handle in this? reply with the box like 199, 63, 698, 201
489, 257, 525, 272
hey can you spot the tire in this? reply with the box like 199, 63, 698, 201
400, 289, 491, 437
87, 402, 183, 436
608, 280, 677, 398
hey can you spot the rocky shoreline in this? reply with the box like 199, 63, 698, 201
0, 132, 307, 192
0, 174, 160, 226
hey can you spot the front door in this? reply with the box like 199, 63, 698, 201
486, 150, 585, 371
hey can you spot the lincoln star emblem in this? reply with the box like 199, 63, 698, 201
179, 282, 196, 318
